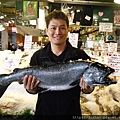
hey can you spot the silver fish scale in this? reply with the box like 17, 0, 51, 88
34, 61, 90, 88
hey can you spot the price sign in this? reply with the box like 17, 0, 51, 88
102, 43, 109, 51
108, 53, 120, 76
102, 43, 117, 52
99, 22, 113, 32
3, 57, 20, 70
24, 35, 32, 49
108, 42, 117, 52
68, 33, 78, 48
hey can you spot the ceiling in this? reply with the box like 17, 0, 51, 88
0, 0, 118, 35
0, 0, 117, 15
0, 1, 16, 24
16, 25, 41, 36
0, 0, 117, 20
0, 0, 117, 4
0, 0, 118, 29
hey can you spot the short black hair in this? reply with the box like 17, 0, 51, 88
45, 10, 69, 28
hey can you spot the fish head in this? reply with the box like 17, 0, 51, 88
83, 62, 116, 87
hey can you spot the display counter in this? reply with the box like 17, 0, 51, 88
0, 49, 120, 116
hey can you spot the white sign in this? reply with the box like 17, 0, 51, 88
102, 43, 109, 51
102, 43, 117, 52
3, 57, 20, 70
68, 33, 78, 48
24, 35, 32, 49
108, 53, 120, 76
108, 42, 118, 52
99, 22, 113, 32
37, 9, 46, 30
48, 0, 54, 2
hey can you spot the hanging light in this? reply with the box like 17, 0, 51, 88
114, 0, 120, 4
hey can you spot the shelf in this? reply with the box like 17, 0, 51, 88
80, 29, 99, 36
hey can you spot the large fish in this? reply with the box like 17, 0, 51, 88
0, 60, 116, 97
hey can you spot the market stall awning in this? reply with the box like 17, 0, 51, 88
16, 25, 41, 36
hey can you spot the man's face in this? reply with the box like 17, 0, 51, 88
46, 18, 68, 45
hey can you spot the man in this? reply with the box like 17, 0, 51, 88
24, 10, 94, 120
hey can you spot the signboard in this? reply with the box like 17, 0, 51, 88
99, 22, 113, 32
114, 10, 120, 26
68, 33, 78, 48
102, 42, 117, 52
3, 57, 20, 70
37, 9, 46, 30
23, 1, 38, 20
93, 6, 114, 26
48, 0, 54, 2
108, 53, 120, 76
102, 43, 109, 51
108, 42, 118, 52
24, 35, 32, 49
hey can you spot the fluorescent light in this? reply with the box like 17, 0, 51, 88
114, 0, 120, 4
0, 16, 4, 19
0, 24, 5, 31
37, 9, 46, 30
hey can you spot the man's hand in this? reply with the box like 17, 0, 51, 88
79, 77, 94, 94
24, 75, 40, 94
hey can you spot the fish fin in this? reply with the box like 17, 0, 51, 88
70, 79, 80, 86
40, 89, 51, 93
18, 81, 23, 84
38, 87, 50, 93
13, 68, 19, 72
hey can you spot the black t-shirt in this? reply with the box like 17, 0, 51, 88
49, 46, 68, 63
30, 41, 90, 119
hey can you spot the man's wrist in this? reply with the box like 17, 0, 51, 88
81, 87, 94, 94
26, 87, 38, 94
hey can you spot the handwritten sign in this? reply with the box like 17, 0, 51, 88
24, 35, 32, 49
107, 53, 120, 76
3, 57, 20, 70
108, 42, 117, 52
102, 43, 117, 52
99, 22, 113, 32
102, 43, 109, 51
68, 33, 78, 48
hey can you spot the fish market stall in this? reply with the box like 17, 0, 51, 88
0, 83, 37, 114
0, 49, 120, 117
0, 50, 37, 115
